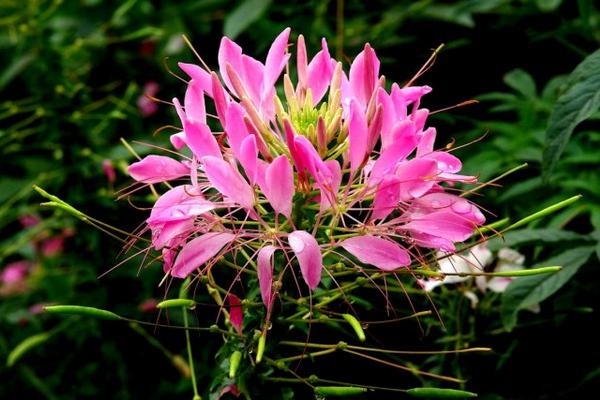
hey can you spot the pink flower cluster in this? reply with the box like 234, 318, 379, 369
128, 28, 485, 309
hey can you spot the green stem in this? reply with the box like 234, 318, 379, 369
183, 307, 201, 400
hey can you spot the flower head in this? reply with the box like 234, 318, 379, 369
128, 29, 485, 309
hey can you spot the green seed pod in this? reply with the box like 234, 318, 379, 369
255, 333, 266, 364
44, 305, 122, 320
491, 266, 561, 277
406, 387, 478, 398
342, 313, 366, 342
314, 386, 368, 396
7, 332, 51, 367
156, 299, 196, 309
229, 350, 242, 379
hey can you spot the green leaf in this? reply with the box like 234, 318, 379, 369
542, 49, 600, 180
504, 69, 537, 99
223, 0, 272, 40
536, 0, 562, 12
488, 228, 589, 250
501, 246, 594, 331
7, 332, 51, 367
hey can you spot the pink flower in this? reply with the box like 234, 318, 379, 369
102, 159, 116, 184
0, 261, 30, 296
128, 28, 486, 308
137, 81, 160, 117
19, 214, 40, 228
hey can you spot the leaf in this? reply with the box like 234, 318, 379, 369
223, 0, 272, 40
536, 0, 562, 12
504, 69, 537, 99
501, 246, 594, 331
488, 228, 590, 250
7, 332, 51, 367
542, 49, 600, 180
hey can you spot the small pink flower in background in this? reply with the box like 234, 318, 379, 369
102, 159, 116, 184
127, 28, 487, 312
0, 260, 30, 296
19, 214, 40, 228
138, 298, 158, 313
40, 228, 74, 258
29, 303, 48, 315
137, 81, 160, 117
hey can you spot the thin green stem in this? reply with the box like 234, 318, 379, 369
183, 308, 201, 400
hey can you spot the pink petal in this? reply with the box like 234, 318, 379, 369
153, 219, 195, 250
307, 38, 335, 104
202, 156, 255, 210
264, 27, 291, 91
211, 72, 229, 126
264, 155, 294, 218
416, 127, 437, 157
369, 121, 419, 185
403, 210, 478, 242
394, 158, 438, 200
320, 160, 341, 211
228, 294, 243, 335
296, 35, 308, 87
184, 80, 206, 123
424, 151, 463, 174
371, 175, 402, 221
257, 245, 277, 310
348, 100, 368, 173
171, 232, 235, 278
288, 230, 322, 290
128, 155, 189, 184
349, 43, 380, 109
218, 37, 244, 95
239, 135, 258, 184
283, 120, 307, 176
241, 55, 264, 105
178, 62, 213, 97
340, 236, 410, 271
225, 102, 250, 156
184, 119, 222, 160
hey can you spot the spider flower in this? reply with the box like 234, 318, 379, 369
128, 28, 485, 309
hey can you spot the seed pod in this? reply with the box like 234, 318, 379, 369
229, 350, 242, 379
406, 387, 478, 398
314, 386, 368, 396
255, 333, 266, 364
490, 266, 561, 277
44, 305, 122, 320
156, 299, 196, 309
7, 332, 51, 367
342, 313, 366, 342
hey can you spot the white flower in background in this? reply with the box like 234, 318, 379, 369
421, 245, 539, 311
421, 244, 493, 292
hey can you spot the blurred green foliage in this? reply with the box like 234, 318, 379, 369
1, 0, 600, 398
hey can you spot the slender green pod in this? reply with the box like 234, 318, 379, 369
342, 313, 366, 342
229, 350, 242, 379
44, 305, 122, 320
314, 386, 368, 396
506, 195, 581, 230
407, 387, 478, 398
256, 333, 266, 364
490, 266, 561, 277
156, 299, 196, 309
6, 332, 51, 367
